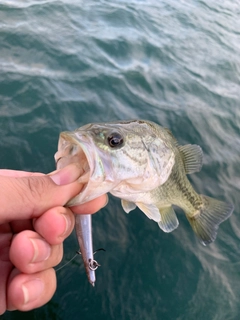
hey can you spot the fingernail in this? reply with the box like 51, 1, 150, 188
22, 279, 44, 305
61, 213, 71, 237
103, 195, 109, 208
48, 164, 82, 185
30, 238, 51, 263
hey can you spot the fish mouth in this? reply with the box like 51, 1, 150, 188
54, 131, 100, 206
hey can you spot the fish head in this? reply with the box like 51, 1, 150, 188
54, 120, 175, 206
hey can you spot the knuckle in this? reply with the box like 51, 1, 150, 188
24, 177, 47, 200
19, 177, 52, 213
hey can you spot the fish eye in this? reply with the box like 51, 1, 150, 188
107, 132, 124, 148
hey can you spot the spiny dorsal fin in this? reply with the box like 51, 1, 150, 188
158, 206, 179, 233
121, 199, 136, 213
136, 203, 161, 222
178, 144, 203, 174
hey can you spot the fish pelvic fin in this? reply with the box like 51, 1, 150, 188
136, 203, 161, 222
121, 199, 136, 213
187, 195, 234, 245
158, 206, 179, 233
178, 144, 203, 174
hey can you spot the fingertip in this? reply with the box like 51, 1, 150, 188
48, 163, 83, 185
7, 269, 57, 312
9, 231, 36, 271
9, 230, 63, 274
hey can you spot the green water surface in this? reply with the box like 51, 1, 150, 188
0, 1, 240, 319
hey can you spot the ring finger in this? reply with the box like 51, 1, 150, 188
7, 267, 56, 311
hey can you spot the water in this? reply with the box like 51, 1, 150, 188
0, 0, 239, 319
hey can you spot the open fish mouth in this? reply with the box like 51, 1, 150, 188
56, 142, 91, 184
54, 131, 97, 206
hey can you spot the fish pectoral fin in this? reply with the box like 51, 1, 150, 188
136, 203, 161, 222
158, 206, 179, 233
186, 195, 234, 246
121, 199, 137, 213
178, 144, 203, 174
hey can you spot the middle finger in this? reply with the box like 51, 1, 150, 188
9, 230, 63, 274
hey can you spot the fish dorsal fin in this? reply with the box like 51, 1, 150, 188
136, 203, 161, 222
158, 206, 179, 233
178, 144, 203, 174
121, 199, 137, 213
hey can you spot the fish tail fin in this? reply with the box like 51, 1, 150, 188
186, 195, 234, 246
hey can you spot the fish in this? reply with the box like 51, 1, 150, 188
55, 119, 234, 277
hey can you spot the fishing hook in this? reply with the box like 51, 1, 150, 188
56, 248, 105, 272
76, 248, 106, 271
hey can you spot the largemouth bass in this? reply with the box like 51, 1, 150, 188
55, 120, 233, 247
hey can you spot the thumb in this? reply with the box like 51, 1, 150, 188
0, 164, 83, 223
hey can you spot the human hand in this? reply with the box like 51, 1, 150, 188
0, 164, 107, 314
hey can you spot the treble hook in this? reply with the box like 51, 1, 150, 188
76, 248, 106, 271
55, 248, 106, 273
